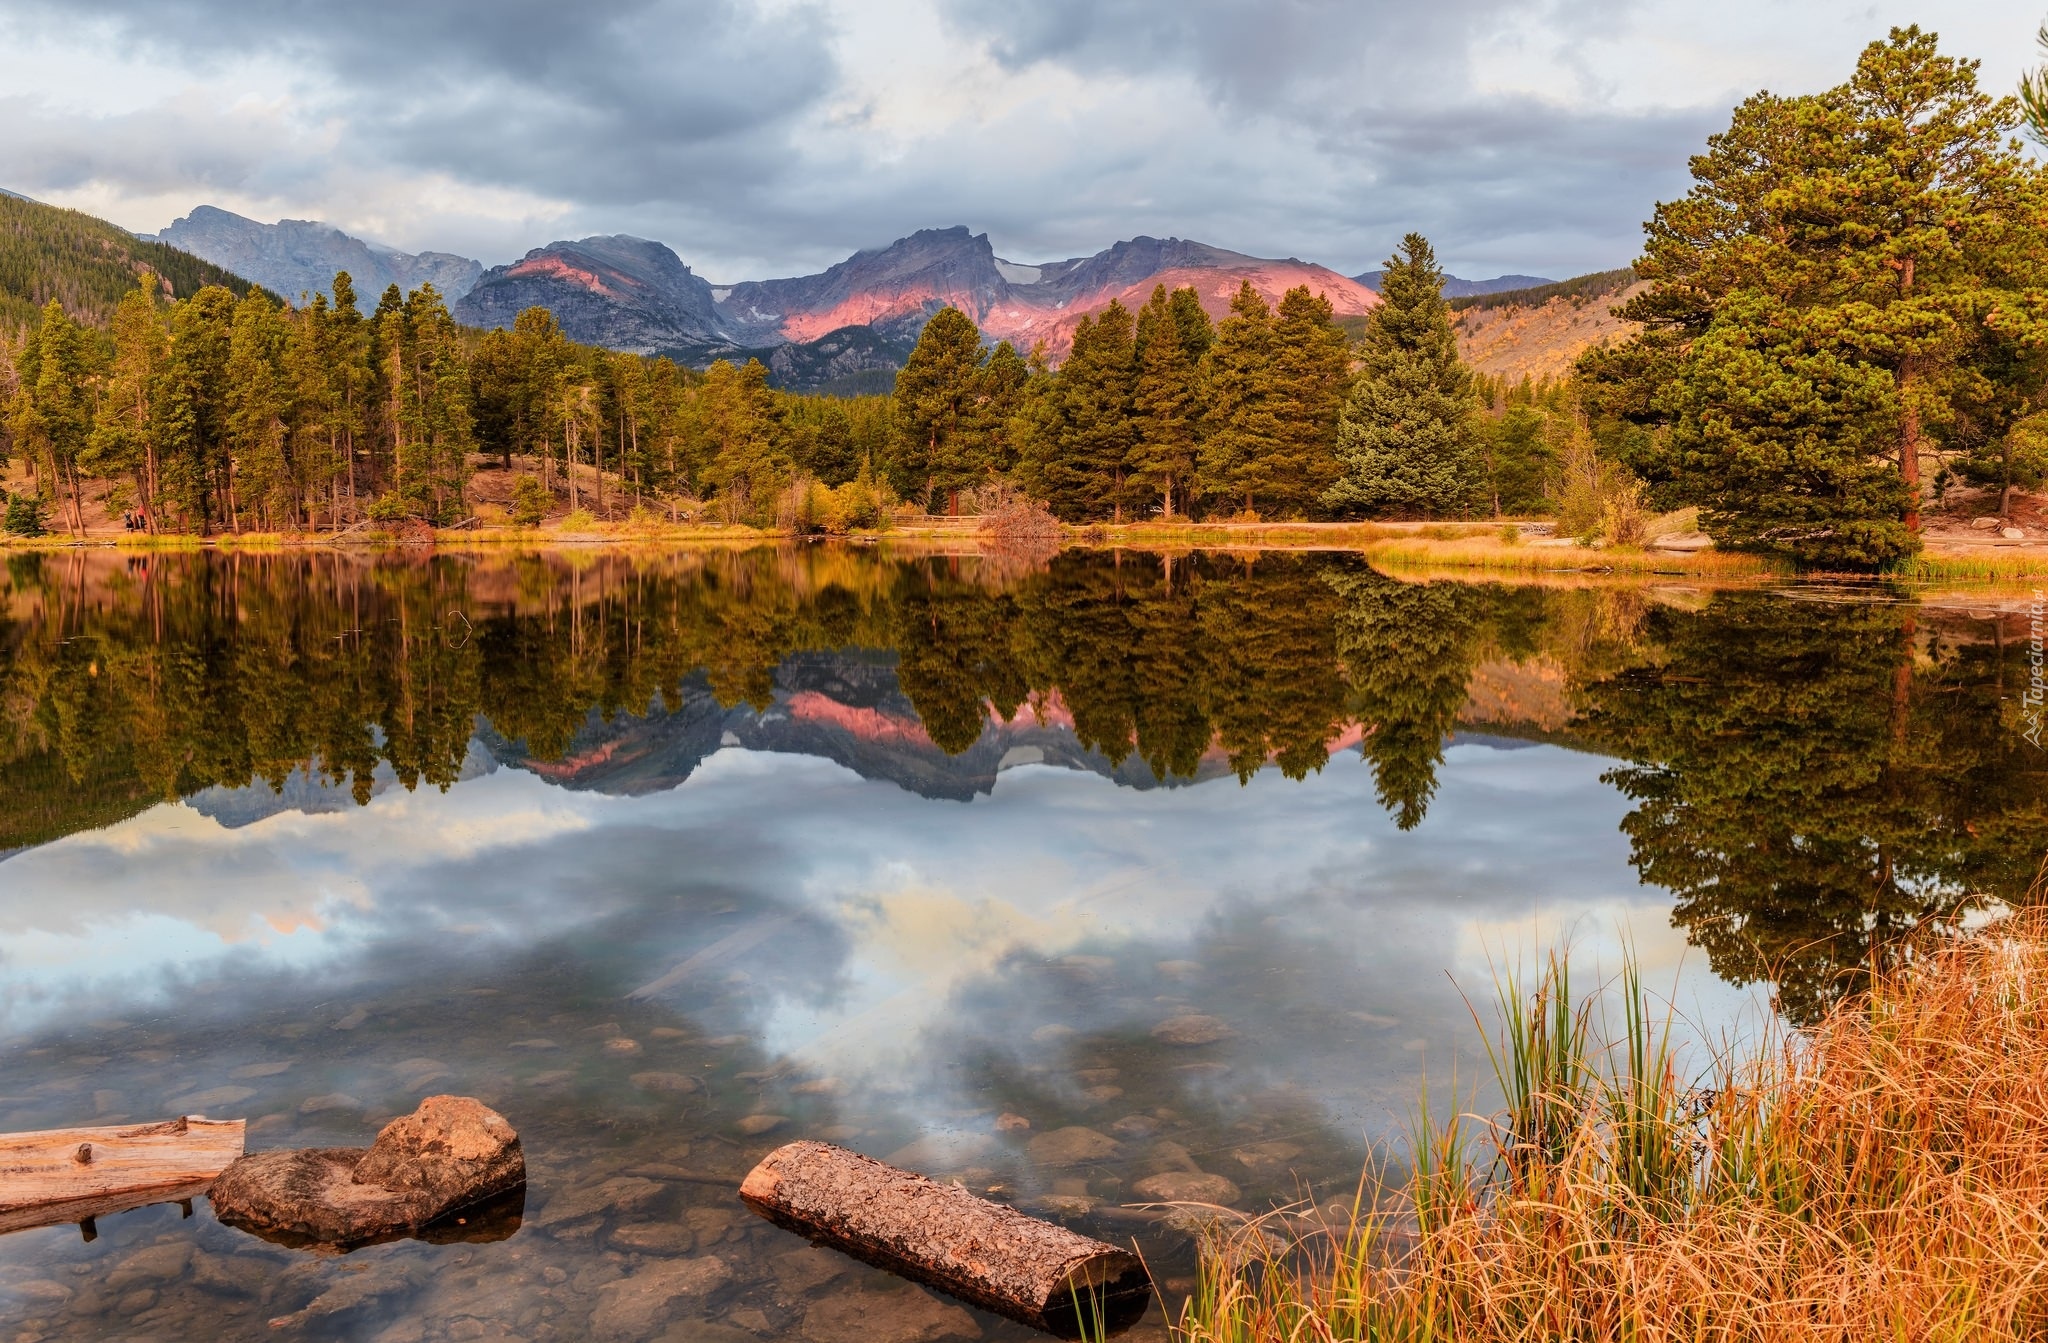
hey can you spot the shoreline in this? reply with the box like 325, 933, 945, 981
4, 521, 2045, 594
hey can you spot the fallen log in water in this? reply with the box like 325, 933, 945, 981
740, 1140, 1153, 1338
0, 1116, 245, 1236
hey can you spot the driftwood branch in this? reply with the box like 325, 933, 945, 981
741, 1140, 1152, 1337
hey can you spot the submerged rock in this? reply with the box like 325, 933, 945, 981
210, 1095, 525, 1248
587, 1256, 732, 1341
1025, 1126, 1121, 1165
1150, 1015, 1233, 1046
1131, 1171, 1241, 1206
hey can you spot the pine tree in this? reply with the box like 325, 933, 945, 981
893, 306, 988, 512
1169, 285, 1215, 363
401, 284, 474, 519
1131, 285, 1203, 518
1198, 282, 1281, 517
1027, 302, 1138, 521
1324, 234, 1481, 518
156, 285, 236, 531
86, 283, 168, 529
971, 339, 1029, 478
511, 306, 570, 488
327, 272, 371, 516
224, 289, 291, 530
1587, 27, 2048, 567
282, 292, 343, 529
9, 300, 101, 534
699, 358, 786, 523
1266, 286, 1352, 515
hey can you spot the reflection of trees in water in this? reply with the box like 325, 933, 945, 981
0, 548, 1666, 849
1578, 593, 2048, 1026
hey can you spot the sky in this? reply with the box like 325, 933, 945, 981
0, 0, 2040, 281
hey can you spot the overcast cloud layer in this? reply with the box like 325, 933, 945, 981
0, 0, 2039, 279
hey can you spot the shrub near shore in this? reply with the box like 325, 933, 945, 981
1178, 902, 2048, 1343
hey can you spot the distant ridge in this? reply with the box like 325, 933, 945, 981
1355, 269, 1554, 298
1446, 267, 1636, 312
0, 193, 269, 329
153, 206, 483, 304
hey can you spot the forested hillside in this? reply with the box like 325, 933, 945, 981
0, 192, 268, 330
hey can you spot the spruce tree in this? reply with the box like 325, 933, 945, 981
224, 289, 291, 530
1062, 299, 1138, 521
1324, 234, 1480, 518
699, 358, 786, 522
9, 300, 100, 534
1131, 285, 1202, 518
893, 306, 987, 512
1266, 286, 1352, 515
86, 283, 168, 529
156, 285, 236, 531
1198, 282, 1281, 517
971, 339, 1029, 478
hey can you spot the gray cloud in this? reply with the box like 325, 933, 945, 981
1, 0, 1990, 280
5, 0, 841, 208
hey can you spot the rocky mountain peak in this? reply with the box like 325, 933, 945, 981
154, 206, 483, 304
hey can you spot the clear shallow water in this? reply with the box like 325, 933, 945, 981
0, 547, 2038, 1342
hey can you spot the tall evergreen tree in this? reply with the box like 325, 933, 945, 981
1169, 285, 1215, 363
156, 285, 236, 531
326, 272, 371, 516
9, 300, 101, 534
698, 358, 786, 522
893, 306, 987, 512
1324, 234, 1481, 518
1584, 27, 2048, 567
85, 283, 168, 529
1131, 285, 1203, 518
224, 289, 291, 530
1266, 286, 1352, 515
971, 339, 1029, 478
1029, 301, 1138, 521
1199, 282, 1281, 517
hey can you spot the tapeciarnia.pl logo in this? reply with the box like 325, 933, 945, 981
2026, 590, 2045, 749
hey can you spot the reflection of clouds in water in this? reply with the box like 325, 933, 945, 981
0, 771, 602, 1026
0, 741, 1758, 1095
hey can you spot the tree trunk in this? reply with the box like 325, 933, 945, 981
741, 1141, 1151, 1336
1896, 259, 1922, 535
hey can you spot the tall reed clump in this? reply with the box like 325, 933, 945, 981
1177, 913, 2048, 1342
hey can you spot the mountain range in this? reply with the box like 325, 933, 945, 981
6, 189, 1626, 395
1353, 269, 1554, 297
151, 206, 483, 305
453, 226, 1389, 367
144, 209, 1571, 386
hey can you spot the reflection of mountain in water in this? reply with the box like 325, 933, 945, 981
184, 744, 501, 827
481, 651, 1288, 802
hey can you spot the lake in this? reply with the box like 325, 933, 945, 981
0, 546, 2040, 1342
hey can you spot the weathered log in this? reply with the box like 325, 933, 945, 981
740, 1140, 1152, 1338
0, 1116, 244, 1234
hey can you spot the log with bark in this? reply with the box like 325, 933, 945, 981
740, 1140, 1153, 1338
0, 1116, 245, 1237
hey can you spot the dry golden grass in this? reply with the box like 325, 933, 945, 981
1358, 536, 1782, 577
1176, 899, 2048, 1343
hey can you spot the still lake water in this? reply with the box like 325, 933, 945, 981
0, 546, 2041, 1341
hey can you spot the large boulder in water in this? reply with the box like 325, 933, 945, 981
210, 1095, 524, 1248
